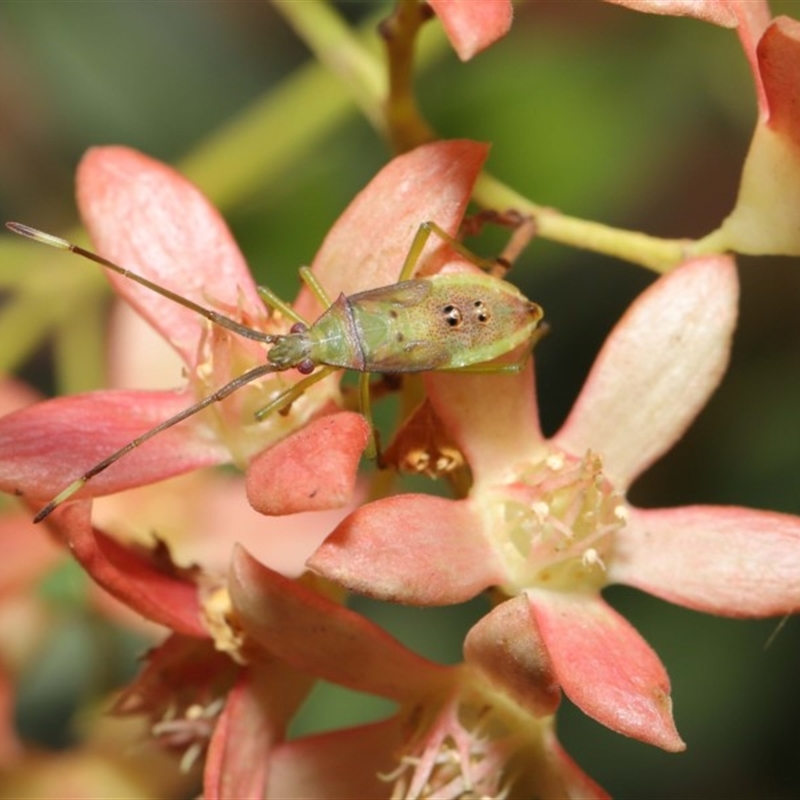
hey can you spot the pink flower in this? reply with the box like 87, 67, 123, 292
41, 498, 606, 798
309, 254, 800, 751
0, 139, 487, 518
227, 545, 608, 799
602, 0, 769, 29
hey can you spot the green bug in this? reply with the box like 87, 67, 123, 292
5, 220, 544, 522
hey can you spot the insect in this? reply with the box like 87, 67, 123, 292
6, 219, 544, 523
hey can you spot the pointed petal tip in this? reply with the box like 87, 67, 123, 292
428, 0, 513, 60
528, 590, 685, 751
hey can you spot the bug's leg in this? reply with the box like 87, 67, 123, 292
257, 285, 310, 327
357, 371, 382, 460
255, 365, 380, 459
398, 222, 436, 281
440, 323, 550, 376
253, 365, 337, 421
459, 208, 530, 240
427, 217, 539, 277
490, 215, 538, 278
398, 220, 495, 280
398, 220, 517, 281
298, 266, 333, 309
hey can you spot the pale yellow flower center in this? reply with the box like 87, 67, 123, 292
487, 449, 627, 594
190, 317, 340, 465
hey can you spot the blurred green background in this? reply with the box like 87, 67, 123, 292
1, 1, 799, 797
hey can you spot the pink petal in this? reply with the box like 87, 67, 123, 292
427, 0, 512, 61
554, 256, 738, 488
266, 720, 402, 799
0, 389, 229, 503
527, 589, 685, 752
602, 0, 759, 27
50, 502, 206, 637
758, 17, 800, 140
205, 665, 312, 800
464, 595, 561, 718
229, 545, 445, 701
611, 505, 800, 616
205, 676, 270, 800
308, 495, 508, 605
424, 361, 544, 484
107, 301, 186, 391
300, 140, 489, 319
77, 146, 263, 365
246, 412, 369, 515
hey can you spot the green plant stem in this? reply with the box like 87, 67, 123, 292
380, 0, 437, 151
270, 0, 388, 135
473, 173, 691, 274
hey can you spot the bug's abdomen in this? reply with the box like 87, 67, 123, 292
356, 275, 542, 372
419, 273, 544, 370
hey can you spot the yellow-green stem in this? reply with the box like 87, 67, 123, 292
473, 173, 692, 274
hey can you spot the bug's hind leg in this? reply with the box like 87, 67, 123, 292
490, 215, 537, 278
398, 217, 537, 282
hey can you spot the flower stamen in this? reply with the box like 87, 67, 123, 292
490, 449, 626, 592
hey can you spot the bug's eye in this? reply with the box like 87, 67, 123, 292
443, 304, 462, 327
473, 299, 490, 323
296, 358, 316, 375
290, 321, 308, 334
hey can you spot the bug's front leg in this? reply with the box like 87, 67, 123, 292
253, 366, 337, 421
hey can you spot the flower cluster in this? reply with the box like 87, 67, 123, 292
2, 1, 800, 797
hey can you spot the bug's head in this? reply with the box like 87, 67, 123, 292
267, 328, 313, 371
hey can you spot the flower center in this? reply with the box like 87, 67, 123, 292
488, 449, 627, 593
384, 693, 519, 799
190, 321, 340, 465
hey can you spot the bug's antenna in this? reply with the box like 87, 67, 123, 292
5, 221, 279, 345
32, 360, 283, 523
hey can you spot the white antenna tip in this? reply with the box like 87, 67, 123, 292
6, 221, 71, 250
